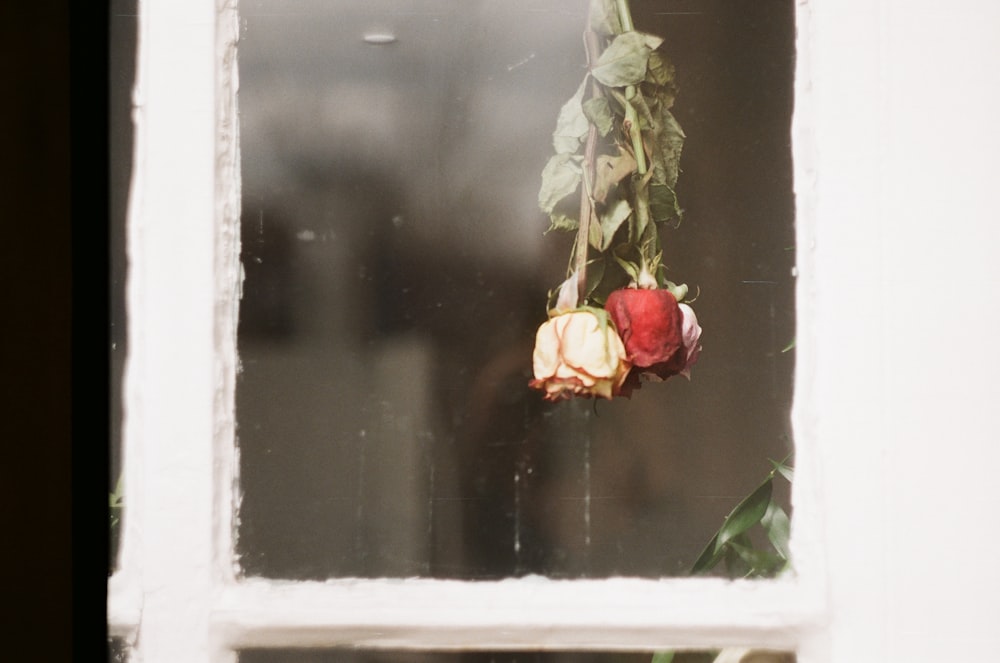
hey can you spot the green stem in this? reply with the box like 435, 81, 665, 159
573, 29, 605, 302
615, 0, 646, 175
616, 0, 635, 32
624, 93, 647, 175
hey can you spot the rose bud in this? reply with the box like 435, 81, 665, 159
529, 309, 631, 401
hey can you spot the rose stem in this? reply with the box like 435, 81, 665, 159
574, 30, 604, 301
615, 0, 658, 281
614, 0, 647, 177
616, 0, 635, 31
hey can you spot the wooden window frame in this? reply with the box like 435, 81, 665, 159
108, 0, 908, 660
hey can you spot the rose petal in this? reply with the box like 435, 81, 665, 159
529, 310, 631, 400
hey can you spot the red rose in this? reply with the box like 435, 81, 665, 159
606, 288, 684, 366
606, 288, 702, 385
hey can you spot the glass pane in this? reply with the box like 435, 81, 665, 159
236, 0, 795, 579
239, 650, 796, 663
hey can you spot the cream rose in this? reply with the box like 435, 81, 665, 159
529, 309, 631, 401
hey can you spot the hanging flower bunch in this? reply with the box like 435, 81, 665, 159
530, 0, 701, 401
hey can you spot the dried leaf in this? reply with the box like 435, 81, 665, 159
583, 256, 606, 300
647, 73, 679, 111
585, 255, 630, 306
588, 0, 621, 36
645, 51, 677, 88
588, 211, 603, 249
595, 197, 632, 251
592, 148, 637, 203
539, 153, 582, 214
629, 175, 651, 240
649, 183, 682, 224
547, 211, 578, 233
582, 96, 614, 137
591, 32, 661, 88
657, 108, 685, 188
552, 80, 590, 155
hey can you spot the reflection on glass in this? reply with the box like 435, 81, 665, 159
239, 650, 796, 663
108, 638, 129, 663
236, 0, 795, 579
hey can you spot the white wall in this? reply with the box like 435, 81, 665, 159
803, 0, 1000, 659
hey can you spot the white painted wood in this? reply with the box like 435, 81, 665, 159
109, 0, 1000, 661
111, 0, 241, 660
213, 577, 823, 651
803, 0, 1000, 661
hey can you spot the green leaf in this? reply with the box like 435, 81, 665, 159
716, 478, 773, 550
583, 256, 607, 301
539, 153, 582, 214
761, 502, 791, 561
769, 459, 794, 483
586, 257, 631, 306
596, 198, 632, 251
663, 280, 688, 302
723, 533, 752, 577
582, 96, 615, 137
552, 80, 590, 155
691, 532, 723, 575
651, 652, 675, 663
649, 183, 682, 224
591, 32, 662, 88
727, 539, 786, 576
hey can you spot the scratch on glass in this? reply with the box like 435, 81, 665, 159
506, 52, 536, 71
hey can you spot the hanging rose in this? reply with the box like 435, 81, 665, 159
529, 309, 631, 401
605, 287, 702, 382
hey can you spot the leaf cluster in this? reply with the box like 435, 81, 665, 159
650, 461, 793, 663
690, 459, 793, 578
538, 0, 686, 304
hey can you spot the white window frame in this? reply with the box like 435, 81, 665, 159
107, 1, 1000, 661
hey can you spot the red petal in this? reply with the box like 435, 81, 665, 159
605, 289, 684, 368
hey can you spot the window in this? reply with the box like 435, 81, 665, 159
108, 0, 1000, 661
109, 0, 812, 660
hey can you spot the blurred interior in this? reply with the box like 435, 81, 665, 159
233, 0, 796, 579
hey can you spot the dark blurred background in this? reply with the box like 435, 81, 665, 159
233, 0, 797, 580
